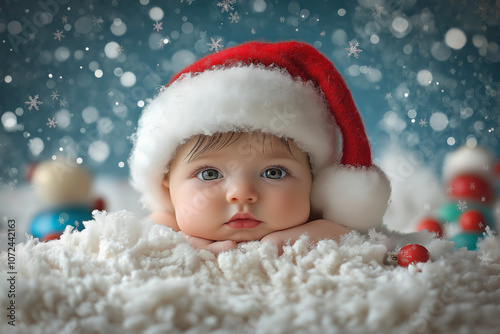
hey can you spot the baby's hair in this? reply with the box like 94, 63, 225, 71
185, 131, 298, 163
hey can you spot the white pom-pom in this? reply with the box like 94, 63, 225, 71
443, 146, 494, 181
311, 165, 391, 232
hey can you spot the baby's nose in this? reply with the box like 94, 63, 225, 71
226, 177, 258, 204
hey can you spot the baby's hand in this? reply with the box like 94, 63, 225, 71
185, 235, 237, 256
261, 219, 351, 255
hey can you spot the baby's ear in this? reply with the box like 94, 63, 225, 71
160, 176, 175, 214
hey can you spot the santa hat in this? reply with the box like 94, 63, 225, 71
129, 41, 391, 232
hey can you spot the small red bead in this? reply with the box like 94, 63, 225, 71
459, 210, 486, 232
416, 218, 443, 238
398, 244, 430, 267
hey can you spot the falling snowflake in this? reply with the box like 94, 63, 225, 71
59, 98, 68, 107
157, 38, 170, 49
250, 28, 256, 34
53, 29, 65, 41
58, 217, 66, 225
46, 117, 57, 128
479, 251, 493, 266
75, 221, 80, 228
345, 41, 362, 58
279, 16, 285, 23
117, 45, 124, 54
28, 33, 35, 41
371, 5, 385, 17
207, 37, 223, 52
461, 79, 467, 85
89, 4, 94, 11
180, 0, 195, 4
423, 25, 430, 32
446, 186, 454, 194
419, 118, 428, 127
25, 94, 43, 110
217, 0, 236, 13
228, 11, 240, 23
470, 183, 476, 190
385, 92, 392, 100
320, 30, 326, 37
62, 16, 68, 23
93, 16, 104, 27
457, 200, 468, 213
51, 90, 60, 100
31, 184, 40, 194
153, 20, 163, 32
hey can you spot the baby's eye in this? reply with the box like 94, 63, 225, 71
197, 169, 222, 181
262, 167, 288, 179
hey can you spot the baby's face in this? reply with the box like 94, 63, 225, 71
163, 133, 312, 242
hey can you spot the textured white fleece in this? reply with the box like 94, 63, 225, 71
2, 210, 499, 333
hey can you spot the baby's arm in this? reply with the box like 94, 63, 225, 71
260, 220, 351, 255
149, 212, 237, 255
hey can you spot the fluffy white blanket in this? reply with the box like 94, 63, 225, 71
1, 210, 500, 333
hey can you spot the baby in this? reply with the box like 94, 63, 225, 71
129, 41, 391, 255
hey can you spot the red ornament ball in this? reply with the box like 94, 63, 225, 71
459, 210, 487, 232
43, 232, 62, 242
447, 174, 493, 204
416, 218, 443, 238
398, 244, 430, 267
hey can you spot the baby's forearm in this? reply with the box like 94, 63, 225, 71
260, 219, 351, 253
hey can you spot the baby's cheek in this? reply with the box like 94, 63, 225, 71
274, 191, 310, 221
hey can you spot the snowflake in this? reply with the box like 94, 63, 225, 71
470, 183, 476, 190
371, 5, 385, 17
153, 20, 163, 32
28, 33, 36, 41
53, 29, 65, 41
479, 251, 493, 266
320, 30, 326, 36
75, 221, 80, 227
31, 184, 40, 194
93, 16, 104, 27
180, 0, 195, 4
228, 11, 240, 23
206, 37, 223, 52
345, 41, 363, 58
461, 79, 467, 85
200, 31, 207, 39
62, 16, 68, 23
58, 216, 66, 225
59, 98, 68, 107
385, 92, 392, 100
423, 25, 429, 32
450, 68, 456, 75
157, 38, 170, 49
419, 118, 428, 127
50, 90, 60, 100
279, 16, 285, 23
46, 117, 57, 128
116, 45, 124, 54
250, 28, 256, 34
457, 200, 468, 213
89, 4, 94, 11
217, 0, 236, 13
25, 94, 43, 110
446, 186, 454, 194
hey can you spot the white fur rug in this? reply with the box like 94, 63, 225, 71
1, 210, 500, 334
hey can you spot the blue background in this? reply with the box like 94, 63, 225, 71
1, 0, 499, 190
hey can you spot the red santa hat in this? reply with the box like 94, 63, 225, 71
129, 41, 391, 231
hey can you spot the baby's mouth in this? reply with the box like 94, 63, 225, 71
225, 213, 262, 229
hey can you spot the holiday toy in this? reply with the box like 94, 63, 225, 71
416, 146, 497, 250
28, 159, 105, 241
384, 244, 431, 268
